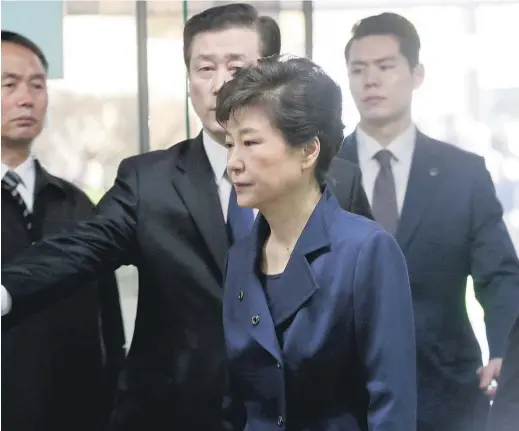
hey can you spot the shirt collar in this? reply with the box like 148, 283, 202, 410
202, 130, 228, 183
357, 124, 416, 165
1, 155, 36, 187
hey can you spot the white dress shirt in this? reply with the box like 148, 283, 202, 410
356, 125, 416, 215
1, 156, 37, 315
203, 131, 258, 220
203, 131, 233, 222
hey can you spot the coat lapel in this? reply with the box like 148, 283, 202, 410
395, 131, 443, 250
170, 133, 229, 275
240, 189, 334, 362
34, 160, 66, 197
339, 130, 444, 250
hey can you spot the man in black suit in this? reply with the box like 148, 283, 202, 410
336, 13, 519, 431
1, 4, 371, 431
1, 31, 125, 431
487, 315, 519, 431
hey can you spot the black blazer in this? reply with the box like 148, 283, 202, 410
2, 134, 371, 431
1, 161, 125, 431
338, 130, 519, 431
487, 315, 519, 431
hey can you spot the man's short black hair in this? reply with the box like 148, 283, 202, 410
183, 3, 280, 67
344, 12, 421, 69
216, 56, 344, 185
258, 15, 281, 57
1, 30, 49, 72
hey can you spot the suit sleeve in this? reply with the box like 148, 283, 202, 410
487, 315, 519, 431
349, 164, 373, 220
1, 157, 140, 322
353, 229, 416, 431
469, 158, 519, 358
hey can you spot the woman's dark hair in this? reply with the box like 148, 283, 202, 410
216, 56, 344, 185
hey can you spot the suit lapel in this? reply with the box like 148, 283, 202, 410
241, 190, 333, 361
395, 131, 443, 250
170, 133, 229, 275
339, 130, 443, 250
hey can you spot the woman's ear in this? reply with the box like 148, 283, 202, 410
301, 137, 320, 171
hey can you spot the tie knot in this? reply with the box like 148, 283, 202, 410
2, 170, 22, 190
374, 150, 394, 168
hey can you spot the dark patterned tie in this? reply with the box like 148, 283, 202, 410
227, 185, 254, 244
372, 150, 399, 235
2, 170, 33, 232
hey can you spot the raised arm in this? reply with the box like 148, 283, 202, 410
2, 157, 140, 323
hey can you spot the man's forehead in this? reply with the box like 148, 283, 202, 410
349, 35, 400, 57
2, 43, 45, 69
191, 28, 261, 56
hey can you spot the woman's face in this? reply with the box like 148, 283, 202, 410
225, 106, 319, 211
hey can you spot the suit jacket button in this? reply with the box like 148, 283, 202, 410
238, 290, 244, 301
251, 315, 260, 326
277, 416, 284, 427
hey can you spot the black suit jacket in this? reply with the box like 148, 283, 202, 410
338, 130, 519, 431
1, 161, 125, 431
2, 134, 371, 431
487, 315, 519, 431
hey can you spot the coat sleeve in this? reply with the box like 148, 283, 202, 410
2, 157, 140, 324
487, 314, 519, 431
352, 229, 416, 431
469, 157, 519, 358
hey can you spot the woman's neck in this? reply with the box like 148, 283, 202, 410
262, 181, 322, 253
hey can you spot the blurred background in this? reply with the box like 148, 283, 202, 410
3, 0, 519, 359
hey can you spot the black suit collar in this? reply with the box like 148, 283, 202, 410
172, 132, 230, 276
34, 160, 67, 197
340, 129, 444, 249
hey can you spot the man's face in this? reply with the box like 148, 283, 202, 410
347, 35, 423, 125
188, 27, 262, 143
1, 42, 48, 145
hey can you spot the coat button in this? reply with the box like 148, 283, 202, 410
251, 315, 260, 326
277, 416, 284, 427
238, 290, 244, 301
276, 362, 282, 369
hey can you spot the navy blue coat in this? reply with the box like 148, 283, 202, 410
223, 188, 416, 431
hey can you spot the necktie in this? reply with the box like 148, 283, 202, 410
372, 150, 399, 235
227, 185, 254, 244
2, 170, 33, 232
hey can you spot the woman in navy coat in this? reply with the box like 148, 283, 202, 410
216, 56, 417, 431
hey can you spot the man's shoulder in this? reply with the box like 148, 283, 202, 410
420, 132, 485, 168
330, 156, 360, 171
37, 164, 92, 206
328, 156, 360, 183
123, 137, 196, 169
